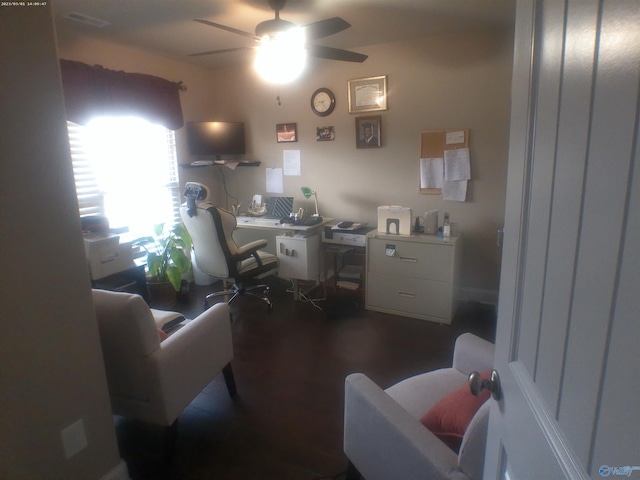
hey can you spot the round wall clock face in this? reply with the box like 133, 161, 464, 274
311, 88, 336, 117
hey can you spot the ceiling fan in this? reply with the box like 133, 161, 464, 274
189, 0, 368, 63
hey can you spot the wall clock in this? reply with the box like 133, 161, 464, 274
310, 88, 336, 117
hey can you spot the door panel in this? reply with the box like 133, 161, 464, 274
497, 363, 587, 479
591, 140, 640, 470
484, 0, 640, 477
515, 0, 567, 376
557, 1, 640, 460
533, 0, 597, 408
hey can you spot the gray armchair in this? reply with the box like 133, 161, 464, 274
343, 333, 494, 480
92, 289, 236, 436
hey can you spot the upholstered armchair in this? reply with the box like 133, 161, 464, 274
343, 333, 495, 480
92, 289, 236, 433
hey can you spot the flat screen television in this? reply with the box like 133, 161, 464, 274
186, 121, 246, 158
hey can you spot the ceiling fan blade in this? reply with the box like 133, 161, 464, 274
303, 17, 351, 40
194, 19, 260, 41
307, 45, 368, 63
188, 46, 255, 57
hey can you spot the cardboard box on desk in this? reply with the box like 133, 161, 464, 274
377, 206, 412, 236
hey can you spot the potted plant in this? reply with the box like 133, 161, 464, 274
136, 223, 192, 305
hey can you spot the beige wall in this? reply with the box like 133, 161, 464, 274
57, 25, 513, 296
0, 6, 123, 479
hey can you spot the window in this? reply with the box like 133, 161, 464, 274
67, 117, 181, 237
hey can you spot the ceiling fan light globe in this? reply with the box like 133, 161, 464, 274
254, 28, 306, 84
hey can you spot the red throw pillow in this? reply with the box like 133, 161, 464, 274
158, 328, 168, 342
420, 371, 491, 453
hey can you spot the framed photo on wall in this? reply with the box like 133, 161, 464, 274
355, 115, 381, 148
276, 123, 297, 143
316, 126, 335, 142
348, 75, 388, 113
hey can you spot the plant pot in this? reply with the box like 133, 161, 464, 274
147, 280, 177, 307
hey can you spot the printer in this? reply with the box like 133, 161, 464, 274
83, 233, 134, 280
322, 222, 375, 248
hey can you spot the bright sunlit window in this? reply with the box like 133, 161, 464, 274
67, 117, 181, 237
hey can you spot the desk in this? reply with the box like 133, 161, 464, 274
235, 215, 332, 232
235, 216, 332, 300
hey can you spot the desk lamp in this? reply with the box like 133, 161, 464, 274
301, 187, 319, 216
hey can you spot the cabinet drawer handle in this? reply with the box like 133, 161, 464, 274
399, 256, 418, 263
397, 291, 416, 299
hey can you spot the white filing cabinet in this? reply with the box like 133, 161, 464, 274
366, 233, 463, 324
276, 233, 320, 281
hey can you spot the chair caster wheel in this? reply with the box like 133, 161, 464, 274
266, 303, 273, 313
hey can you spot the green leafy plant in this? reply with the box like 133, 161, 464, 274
136, 223, 192, 292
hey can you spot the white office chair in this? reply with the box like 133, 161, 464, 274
180, 183, 278, 311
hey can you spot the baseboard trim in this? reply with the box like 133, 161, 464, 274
459, 287, 499, 306
100, 460, 129, 480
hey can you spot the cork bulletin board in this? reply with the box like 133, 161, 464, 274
419, 129, 469, 194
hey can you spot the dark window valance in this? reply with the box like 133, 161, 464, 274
59, 59, 186, 130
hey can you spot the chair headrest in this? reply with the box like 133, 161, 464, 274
183, 182, 210, 217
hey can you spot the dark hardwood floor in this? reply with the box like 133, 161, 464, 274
115, 276, 496, 480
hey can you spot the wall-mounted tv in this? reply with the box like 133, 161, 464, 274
186, 121, 246, 158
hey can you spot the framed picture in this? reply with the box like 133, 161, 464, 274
348, 75, 388, 113
276, 123, 297, 143
355, 115, 381, 149
316, 126, 335, 142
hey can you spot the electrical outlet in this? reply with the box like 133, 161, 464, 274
61, 419, 87, 459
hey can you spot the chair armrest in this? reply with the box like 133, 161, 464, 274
452, 333, 494, 375
234, 239, 268, 258
344, 373, 466, 480
151, 308, 184, 330
146, 303, 233, 425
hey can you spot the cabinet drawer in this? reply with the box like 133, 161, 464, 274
366, 272, 451, 321
276, 234, 320, 280
368, 238, 453, 282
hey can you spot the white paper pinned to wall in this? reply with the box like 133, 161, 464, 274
442, 179, 467, 202
419, 158, 444, 188
283, 150, 301, 176
445, 130, 465, 145
266, 168, 284, 193
444, 148, 471, 181
442, 148, 470, 201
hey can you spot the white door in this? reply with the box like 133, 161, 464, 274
484, 1, 640, 478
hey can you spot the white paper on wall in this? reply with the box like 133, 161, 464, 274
442, 180, 467, 202
266, 168, 284, 193
419, 157, 444, 188
283, 150, 301, 176
446, 130, 465, 145
444, 148, 471, 181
